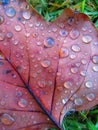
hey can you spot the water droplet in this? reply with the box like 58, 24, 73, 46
0, 15, 4, 24
41, 59, 50, 68
7, 32, 13, 38
5, 7, 16, 17
21, 2, 30, 10
68, 17, 74, 25
13, 39, 18, 45
44, 37, 55, 48
0, 113, 15, 125
62, 98, 68, 104
86, 93, 95, 101
18, 98, 28, 108
80, 70, 86, 77
59, 29, 68, 37
70, 54, 76, 59
71, 44, 80, 52
85, 81, 93, 88
23, 11, 31, 20
17, 91, 22, 97
81, 59, 87, 65
70, 29, 80, 39
36, 41, 42, 46
59, 47, 69, 58
71, 67, 78, 73
15, 25, 22, 32
92, 55, 98, 64
35, 21, 41, 27
0, 31, 5, 41
82, 35, 92, 43
63, 81, 73, 89
93, 66, 98, 72
38, 80, 46, 88
74, 98, 83, 106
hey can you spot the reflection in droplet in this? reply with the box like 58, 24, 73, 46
1, 113, 15, 125
0, 31, 5, 41
85, 81, 93, 88
71, 44, 81, 52
41, 59, 50, 68
82, 35, 92, 43
0, 15, 4, 24
23, 11, 31, 20
70, 29, 80, 39
92, 55, 98, 64
93, 66, 98, 72
86, 93, 95, 101
7, 32, 13, 38
63, 81, 73, 89
68, 17, 74, 25
59, 29, 68, 37
59, 47, 69, 58
38, 80, 46, 88
15, 25, 22, 32
5, 7, 16, 17
44, 37, 55, 48
18, 98, 28, 108
74, 98, 83, 106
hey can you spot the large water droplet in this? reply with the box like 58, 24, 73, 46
5, 7, 16, 17
0, 113, 15, 125
38, 80, 46, 88
15, 25, 22, 32
85, 81, 93, 88
23, 11, 31, 20
59, 47, 69, 58
74, 98, 83, 106
59, 29, 68, 37
7, 32, 13, 39
82, 35, 92, 43
18, 98, 28, 108
44, 37, 55, 48
63, 81, 73, 89
92, 55, 98, 64
93, 66, 98, 72
69, 29, 80, 39
41, 59, 50, 68
0, 31, 5, 41
0, 15, 4, 24
71, 44, 81, 52
86, 93, 95, 101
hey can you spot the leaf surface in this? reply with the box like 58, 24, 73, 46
0, 0, 98, 129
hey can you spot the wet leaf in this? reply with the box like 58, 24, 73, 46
0, 0, 98, 130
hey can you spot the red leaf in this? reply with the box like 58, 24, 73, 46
0, 0, 98, 129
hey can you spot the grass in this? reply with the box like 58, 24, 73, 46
29, 0, 98, 130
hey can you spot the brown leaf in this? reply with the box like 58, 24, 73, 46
0, 0, 98, 129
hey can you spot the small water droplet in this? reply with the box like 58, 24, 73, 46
5, 7, 16, 17
71, 67, 78, 73
82, 35, 92, 43
80, 70, 86, 77
7, 32, 13, 38
93, 41, 98, 46
0, 31, 5, 41
93, 66, 98, 72
18, 98, 28, 108
38, 80, 46, 88
71, 44, 80, 52
44, 37, 55, 48
62, 98, 68, 104
86, 93, 95, 101
59, 29, 68, 37
0, 15, 4, 24
59, 47, 69, 58
15, 25, 22, 32
74, 98, 83, 106
25, 32, 30, 37
81, 59, 87, 65
35, 21, 41, 27
36, 41, 42, 46
0, 113, 15, 125
85, 81, 93, 88
41, 59, 50, 68
63, 81, 73, 89
70, 54, 76, 59
92, 55, 98, 64
13, 39, 18, 45
23, 11, 31, 20
70, 29, 80, 39
68, 17, 74, 25
17, 91, 22, 97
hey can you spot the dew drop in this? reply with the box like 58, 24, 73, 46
93, 66, 98, 72
44, 37, 55, 48
82, 35, 92, 43
23, 11, 31, 20
71, 67, 78, 73
0, 31, 5, 41
85, 81, 93, 88
15, 25, 22, 32
18, 98, 28, 108
0, 15, 4, 24
7, 32, 13, 38
86, 93, 95, 101
41, 59, 50, 68
92, 55, 98, 64
5, 7, 16, 17
0, 113, 15, 125
59, 47, 69, 58
74, 98, 83, 106
71, 44, 81, 52
63, 81, 73, 89
69, 29, 80, 39
59, 29, 68, 37
38, 80, 46, 88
